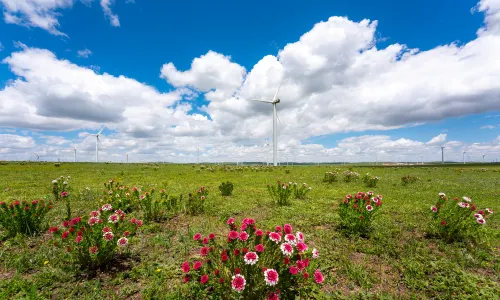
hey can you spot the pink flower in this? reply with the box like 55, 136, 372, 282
243, 218, 256, 225
275, 225, 282, 232
243, 252, 259, 265
486, 208, 493, 214
202, 237, 209, 244
193, 261, 202, 271
229, 231, 239, 240
209, 233, 215, 240
284, 224, 292, 234
61, 191, 69, 198
269, 232, 282, 244
474, 213, 483, 220
289, 266, 298, 275
441, 220, 447, 226
193, 233, 201, 241
61, 231, 69, 239
103, 231, 114, 241
136, 220, 143, 227
295, 231, 304, 242
268, 292, 279, 300
431, 206, 438, 213
297, 260, 306, 271
312, 248, 319, 259
239, 231, 249, 241
88, 217, 100, 226
280, 243, 294, 257
75, 236, 83, 243
31, 200, 38, 205
117, 237, 128, 247
101, 204, 112, 211
240, 223, 247, 231
296, 242, 308, 252
477, 218, 486, 225
366, 205, 373, 212
255, 244, 265, 253
200, 247, 209, 256
227, 217, 235, 225
284, 233, 297, 245
181, 262, 190, 273
89, 246, 98, 254
255, 229, 263, 237
183, 275, 190, 283
108, 214, 119, 223
201, 196, 206, 201
102, 227, 112, 233
264, 269, 279, 286
200, 274, 209, 284
231, 274, 246, 292
314, 269, 324, 284
90, 211, 100, 217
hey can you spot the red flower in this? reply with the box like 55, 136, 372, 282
31, 200, 38, 205
202, 237, 209, 244
193, 233, 202, 241
241, 247, 248, 253
183, 275, 190, 283
239, 231, 249, 241
219, 277, 224, 284
13, 200, 20, 206
102, 227, 112, 233
255, 244, 265, 253
227, 217, 235, 225
136, 220, 143, 227
303, 272, 309, 279
314, 269, 324, 284
214, 269, 220, 275
441, 220, 446, 226
353, 204, 358, 209
275, 225, 282, 232
200, 247, 209, 256
200, 274, 209, 284
360, 215, 364, 220
240, 223, 247, 231
61, 231, 69, 239
268, 292, 279, 300
234, 249, 240, 256
48, 226, 59, 234
255, 229, 263, 237
209, 233, 215, 240
289, 266, 298, 275
296, 242, 308, 252
89, 246, 98, 254
284, 257, 290, 265
181, 262, 190, 273
235, 268, 240, 274
75, 236, 83, 243
193, 261, 202, 271
221, 253, 229, 262
124, 231, 130, 237
63, 221, 70, 227
243, 218, 255, 225
228, 230, 239, 240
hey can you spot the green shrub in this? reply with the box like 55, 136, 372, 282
218, 181, 234, 196
323, 171, 339, 183
267, 181, 293, 206
339, 191, 383, 235
186, 186, 208, 215
401, 175, 419, 185
343, 170, 360, 182
292, 182, 312, 199
0, 198, 54, 238
362, 173, 380, 187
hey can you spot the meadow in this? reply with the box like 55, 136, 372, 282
0, 162, 499, 299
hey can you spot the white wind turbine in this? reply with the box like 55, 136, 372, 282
33, 152, 40, 162
86, 126, 106, 163
252, 79, 283, 167
73, 145, 77, 162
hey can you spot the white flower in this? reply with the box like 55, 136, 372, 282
366, 205, 373, 212
458, 202, 469, 208
438, 192, 446, 197
473, 213, 483, 220
52, 180, 57, 184
280, 243, 294, 257
243, 252, 259, 265
63, 181, 68, 185
486, 208, 493, 214
462, 196, 472, 202
476, 218, 486, 225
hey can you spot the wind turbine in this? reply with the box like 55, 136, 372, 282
33, 152, 40, 162
440, 146, 445, 164
73, 145, 77, 162
483, 153, 486, 163
252, 79, 283, 166
462, 150, 467, 164
86, 126, 105, 163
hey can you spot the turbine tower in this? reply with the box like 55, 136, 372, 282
86, 126, 105, 163
33, 152, 39, 162
73, 145, 77, 162
440, 146, 445, 164
463, 150, 466, 164
252, 79, 283, 166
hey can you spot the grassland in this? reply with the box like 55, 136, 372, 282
0, 162, 499, 299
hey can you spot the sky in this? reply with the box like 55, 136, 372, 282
0, 0, 499, 163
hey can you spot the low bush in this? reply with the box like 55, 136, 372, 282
339, 191, 383, 235
219, 181, 234, 196
267, 181, 293, 206
292, 182, 312, 199
0, 199, 54, 238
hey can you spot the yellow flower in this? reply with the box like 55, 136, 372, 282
156, 268, 161, 273
44, 260, 49, 265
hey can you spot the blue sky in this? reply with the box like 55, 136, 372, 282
0, 0, 499, 162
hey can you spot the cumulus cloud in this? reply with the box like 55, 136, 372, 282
2, 0, 500, 162
481, 125, 495, 129
77, 48, 92, 58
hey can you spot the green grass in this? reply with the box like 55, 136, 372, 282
0, 162, 499, 299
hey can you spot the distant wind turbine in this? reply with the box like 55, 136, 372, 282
440, 146, 445, 164
85, 126, 106, 162
33, 152, 39, 162
252, 79, 283, 166
73, 145, 77, 162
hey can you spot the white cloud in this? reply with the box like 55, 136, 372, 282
0, 0, 73, 36
77, 48, 92, 58
426, 133, 447, 145
480, 125, 495, 129
100, 0, 120, 27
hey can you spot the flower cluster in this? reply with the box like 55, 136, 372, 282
429, 193, 492, 241
0, 198, 54, 238
186, 186, 208, 215
101, 180, 140, 212
180, 218, 324, 299
323, 170, 340, 183
291, 182, 312, 200
51, 176, 72, 220
266, 181, 294, 206
339, 191, 383, 235
343, 170, 360, 182
362, 173, 380, 188
49, 203, 142, 269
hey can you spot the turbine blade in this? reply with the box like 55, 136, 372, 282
276, 109, 282, 125
272, 78, 283, 102
251, 99, 273, 103
97, 126, 106, 135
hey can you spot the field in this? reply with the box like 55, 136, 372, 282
0, 163, 499, 299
